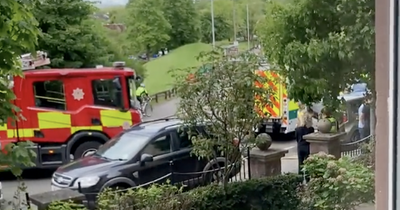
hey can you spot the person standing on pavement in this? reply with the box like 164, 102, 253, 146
358, 97, 371, 139
295, 102, 314, 174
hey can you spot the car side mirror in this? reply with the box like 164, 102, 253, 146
140, 153, 153, 163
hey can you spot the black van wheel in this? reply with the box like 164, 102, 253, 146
350, 131, 360, 142
203, 162, 225, 184
73, 141, 102, 160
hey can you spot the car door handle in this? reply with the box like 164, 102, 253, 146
91, 118, 102, 125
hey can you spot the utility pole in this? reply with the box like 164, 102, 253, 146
211, 0, 216, 48
246, 4, 250, 50
232, 0, 237, 41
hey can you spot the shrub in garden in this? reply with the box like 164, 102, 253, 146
353, 139, 375, 170
48, 174, 302, 210
47, 201, 86, 210
301, 152, 375, 210
189, 173, 303, 210
96, 183, 192, 210
48, 183, 192, 210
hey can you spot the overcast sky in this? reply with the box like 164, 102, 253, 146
94, 0, 128, 7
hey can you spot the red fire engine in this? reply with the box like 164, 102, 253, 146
1, 51, 142, 168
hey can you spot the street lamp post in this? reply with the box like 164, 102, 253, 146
246, 4, 250, 50
211, 0, 216, 48
233, 0, 237, 41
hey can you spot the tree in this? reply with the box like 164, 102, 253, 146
196, 0, 234, 41
163, 0, 201, 49
196, 0, 267, 41
103, 27, 147, 77
258, 0, 374, 111
102, 6, 128, 24
0, 0, 38, 176
126, 0, 171, 57
172, 49, 275, 184
200, 11, 232, 43
34, 0, 111, 68
236, 0, 266, 40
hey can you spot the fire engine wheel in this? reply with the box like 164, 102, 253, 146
72, 141, 103, 160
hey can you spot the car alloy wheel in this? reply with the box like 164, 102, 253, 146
82, 149, 97, 157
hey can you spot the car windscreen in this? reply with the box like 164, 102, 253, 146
95, 132, 149, 161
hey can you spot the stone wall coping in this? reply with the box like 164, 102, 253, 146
304, 132, 346, 142
249, 148, 288, 162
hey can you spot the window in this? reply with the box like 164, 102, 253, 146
177, 128, 197, 149
96, 132, 149, 161
142, 134, 171, 156
33, 80, 66, 110
126, 77, 136, 108
92, 78, 122, 107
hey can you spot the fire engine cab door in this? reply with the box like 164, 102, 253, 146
91, 77, 133, 137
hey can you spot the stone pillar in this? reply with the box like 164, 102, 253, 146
304, 132, 346, 158
249, 148, 288, 178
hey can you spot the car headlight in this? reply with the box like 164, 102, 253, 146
72, 176, 100, 189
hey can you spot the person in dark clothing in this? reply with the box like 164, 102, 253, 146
359, 99, 371, 139
295, 103, 314, 174
296, 126, 313, 173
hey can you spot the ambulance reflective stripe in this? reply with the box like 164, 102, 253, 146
282, 96, 288, 125
255, 70, 281, 118
254, 77, 276, 117
281, 85, 299, 122
100, 110, 132, 127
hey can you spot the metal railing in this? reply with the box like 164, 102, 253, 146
27, 148, 251, 210
341, 135, 372, 158
150, 88, 177, 103
79, 153, 251, 210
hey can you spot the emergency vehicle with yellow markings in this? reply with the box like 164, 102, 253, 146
1, 51, 142, 169
193, 62, 300, 136
254, 63, 299, 135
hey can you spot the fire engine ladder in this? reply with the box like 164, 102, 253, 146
21, 51, 51, 70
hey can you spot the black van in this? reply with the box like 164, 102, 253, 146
51, 118, 241, 193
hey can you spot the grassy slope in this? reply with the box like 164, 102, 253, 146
144, 41, 249, 94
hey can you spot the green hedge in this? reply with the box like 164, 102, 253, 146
48, 174, 302, 210
189, 173, 303, 210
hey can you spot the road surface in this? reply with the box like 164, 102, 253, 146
0, 98, 296, 204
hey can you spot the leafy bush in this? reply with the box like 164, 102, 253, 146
48, 174, 302, 210
353, 138, 375, 170
47, 200, 85, 210
301, 152, 375, 210
189, 174, 302, 210
96, 183, 192, 210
